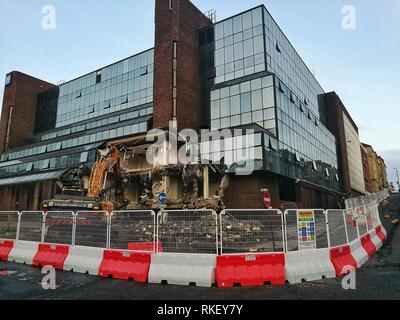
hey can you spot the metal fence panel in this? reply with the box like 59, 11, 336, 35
284, 209, 328, 252
365, 203, 379, 229
355, 206, 368, 236
344, 209, 359, 243
0, 211, 19, 240
326, 209, 348, 247
18, 211, 44, 242
75, 211, 109, 248
220, 209, 284, 255
157, 210, 218, 255
110, 210, 156, 252
43, 211, 74, 245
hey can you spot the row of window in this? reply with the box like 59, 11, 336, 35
264, 8, 324, 115
58, 49, 154, 97
0, 151, 96, 178
214, 7, 263, 40
56, 94, 153, 128
210, 76, 276, 133
212, 7, 266, 84
276, 86, 338, 169
39, 106, 152, 142
0, 120, 149, 164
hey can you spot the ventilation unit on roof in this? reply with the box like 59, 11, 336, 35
204, 9, 217, 23
57, 80, 66, 86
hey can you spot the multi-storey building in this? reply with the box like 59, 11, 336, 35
1, 0, 359, 211
362, 143, 389, 193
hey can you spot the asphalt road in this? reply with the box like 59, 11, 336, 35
1, 196, 399, 300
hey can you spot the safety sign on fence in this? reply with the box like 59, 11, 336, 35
297, 210, 317, 251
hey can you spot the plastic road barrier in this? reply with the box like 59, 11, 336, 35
0, 240, 14, 261
349, 239, 369, 268
376, 224, 387, 241
368, 229, 383, 251
148, 253, 217, 288
8, 241, 39, 265
64, 246, 104, 275
285, 249, 336, 284
99, 250, 151, 282
32, 244, 70, 270
360, 234, 377, 258
330, 245, 357, 276
215, 254, 286, 288
376, 225, 387, 242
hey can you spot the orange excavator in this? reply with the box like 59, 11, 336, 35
42, 147, 127, 213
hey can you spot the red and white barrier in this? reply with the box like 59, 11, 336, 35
285, 249, 336, 284
8, 241, 39, 265
349, 239, 369, 268
149, 253, 217, 288
63, 246, 104, 275
368, 229, 383, 251
215, 254, 286, 288
330, 245, 358, 276
99, 250, 151, 282
0, 239, 14, 261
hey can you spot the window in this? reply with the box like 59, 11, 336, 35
278, 81, 284, 93
26, 162, 33, 172
276, 42, 281, 53
251, 90, 262, 110
240, 93, 251, 113
41, 159, 50, 170
96, 70, 102, 84
220, 98, 230, 117
325, 168, 330, 177
80, 152, 89, 163
312, 161, 317, 171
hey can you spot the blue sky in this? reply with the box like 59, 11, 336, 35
0, 0, 399, 184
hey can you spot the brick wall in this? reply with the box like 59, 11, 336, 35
224, 173, 280, 209
153, 0, 211, 131
0, 71, 55, 153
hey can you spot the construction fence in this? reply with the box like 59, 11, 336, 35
0, 201, 383, 255
345, 189, 389, 210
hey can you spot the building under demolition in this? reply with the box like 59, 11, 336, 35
1, 0, 372, 211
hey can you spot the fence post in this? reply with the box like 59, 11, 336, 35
16, 212, 21, 241
219, 210, 225, 255
324, 210, 331, 249
156, 211, 162, 254
283, 210, 289, 253
41, 212, 46, 243
342, 211, 349, 244
72, 212, 76, 247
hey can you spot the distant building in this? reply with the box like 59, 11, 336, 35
360, 144, 371, 193
361, 143, 389, 193
318, 92, 366, 198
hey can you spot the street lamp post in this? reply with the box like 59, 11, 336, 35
394, 168, 400, 192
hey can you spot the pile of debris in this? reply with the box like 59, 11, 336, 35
221, 215, 283, 253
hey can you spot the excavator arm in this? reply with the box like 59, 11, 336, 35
87, 147, 120, 198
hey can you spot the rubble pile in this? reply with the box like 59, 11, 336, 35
221, 215, 283, 253
158, 214, 218, 253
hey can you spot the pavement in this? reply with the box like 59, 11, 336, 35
0, 196, 399, 300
